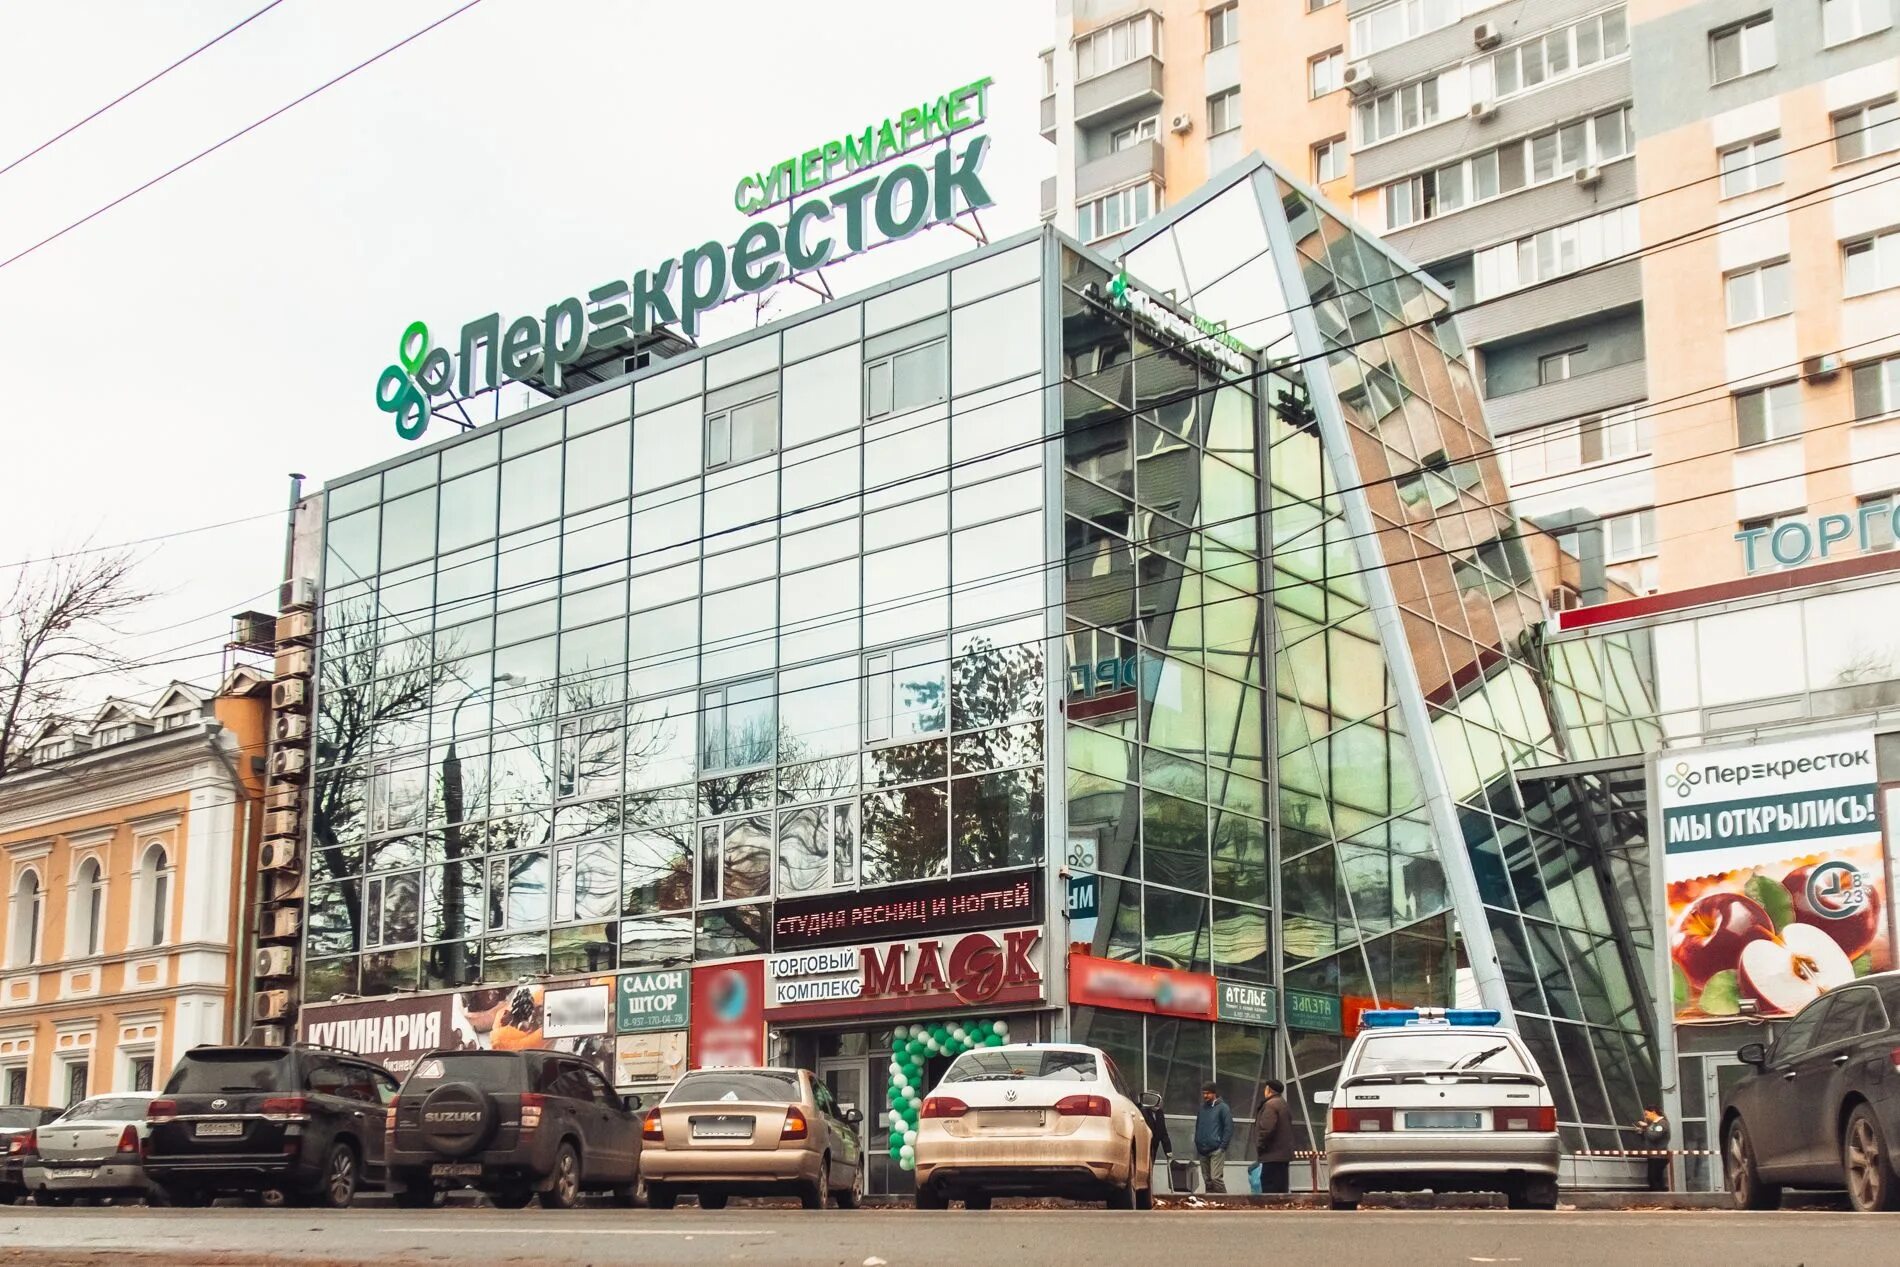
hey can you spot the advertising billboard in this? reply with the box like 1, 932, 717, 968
771, 869, 1042, 951
765, 928, 1045, 1022
1067, 953, 1217, 1021
689, 961, 766, 1069
301, 978, 621, 1076
1658, 731, 1892, 1022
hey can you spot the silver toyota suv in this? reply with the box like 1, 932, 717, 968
1319, 1009, 1560, 1210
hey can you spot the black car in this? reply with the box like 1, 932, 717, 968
386, 1050, 642, 1210
1, 1108, 61, 1204
1720, 972, 1900, 1211
144, 1044, 399, 1208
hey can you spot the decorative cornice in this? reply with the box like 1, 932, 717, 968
66, 826, 118, 851
4, 837, 53, 862
127, 810, 183, 839
0, 737, 235, 836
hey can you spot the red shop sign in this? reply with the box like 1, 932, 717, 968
768, 928, 1045, 1022
689, 960, 766, 1069
1067, 953, 1218, 1021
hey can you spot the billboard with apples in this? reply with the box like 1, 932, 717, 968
1659, 731, 1892, 1023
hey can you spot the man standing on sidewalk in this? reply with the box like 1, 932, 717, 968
1194, 1082, 1233, 1193
1253, 1079, 1294, 1194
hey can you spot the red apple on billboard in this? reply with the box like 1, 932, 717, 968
1672, 892, 1775, 987
1737, 923, 1856, 1016
1783, 863, 1882, 960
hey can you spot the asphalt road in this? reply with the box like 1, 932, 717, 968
0, 1205, 1886, 1267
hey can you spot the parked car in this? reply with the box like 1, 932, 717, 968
2, 1108, 61, 1205
385, 1049, 642, 1210
1319, 1008, 1560, 1211
640, 1066, 863, 1210
144, 1043, 398, 1208
914, 1042, 1155, 1210
1721, 972, 1900, 1212
21, 1094, 163, 1206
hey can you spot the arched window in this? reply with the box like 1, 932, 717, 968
139, 845, 171, 948
71, 858, 104, 957
7, 870, 42, 966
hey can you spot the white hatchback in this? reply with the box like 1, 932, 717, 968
1320, 1009, 1561, 1210
914, 1043, 1154, 1210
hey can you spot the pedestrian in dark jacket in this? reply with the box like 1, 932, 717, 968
1253, 1080, 1293, 1194
1194, 1082, 1233, 1193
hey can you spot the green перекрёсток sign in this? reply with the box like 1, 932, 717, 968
616, 969, 689, 1034
377, 76, 996, 443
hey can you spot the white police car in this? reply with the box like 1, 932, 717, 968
1318, 1008, 1560, 1211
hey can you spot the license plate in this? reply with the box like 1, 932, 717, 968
194, 1121, 244, 1138
49, 1168, 95, 1180
431, 1162, 482, 1178
691, 1116, 754, 1139
1406, 1111, 1483, 1130
977, 1109, 1047, 1128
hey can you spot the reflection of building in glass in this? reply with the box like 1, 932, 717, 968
294, 155, 1663, 1192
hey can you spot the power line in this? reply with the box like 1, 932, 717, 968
0, 0, 291, 179
0, 0, 484, 273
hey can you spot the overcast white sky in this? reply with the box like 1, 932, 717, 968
0, 0, 1052, 710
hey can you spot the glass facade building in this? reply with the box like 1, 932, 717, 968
296, 155, 1661, 1187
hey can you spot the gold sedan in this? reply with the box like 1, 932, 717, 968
640, 1068, 863, 1210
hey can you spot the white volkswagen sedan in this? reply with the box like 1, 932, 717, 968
914, 1042, 1154, 1210
1320, 1009, 1561, 1211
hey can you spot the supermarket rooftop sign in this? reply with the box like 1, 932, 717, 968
377, 77, 996, 442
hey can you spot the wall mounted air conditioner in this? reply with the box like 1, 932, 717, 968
1573, 165, 1603, 187
269, 749, 307, 780
265, 783, 301, 814
274, 648, 312, 679
253, 990, 293, 1021
264, 907, 302, 940
252, 1024, 287, 1047
266, 871, 306, 905
273, 714, 309, 744
270, 679, 307, 711
1803, 353, 1843, 381
280, 577, 317, 611
1548, 586, 1582, 612
1469, 100, 1496, 122
1473, 22, 1502, 49
259, 839, 298, 872
263, 809, 300, 840
1169, 113, 1193, 135
255, 946, 295, 979
1343, 61, 1376, 95
274, 611, 315, 645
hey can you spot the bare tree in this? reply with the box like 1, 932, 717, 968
0, 549, 155, 778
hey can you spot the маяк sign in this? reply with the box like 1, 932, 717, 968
377, 77, 995, 443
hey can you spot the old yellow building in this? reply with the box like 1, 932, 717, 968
0, 669, 267, 1108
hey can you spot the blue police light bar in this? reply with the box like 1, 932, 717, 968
1360, 1008, 1503, 1028
1444, 1009, 1503, 1026
1360, 1010, 1420, 1027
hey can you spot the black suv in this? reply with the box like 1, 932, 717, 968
1721, 972, 1900, 1212
2, 1107, 60, 1204
386, 1050, 642, 1209
145, 1044, 398, 1208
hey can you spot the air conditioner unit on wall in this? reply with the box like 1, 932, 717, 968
274, 611, 315, 646
270, 748, 307, 780
263, 809, 300, 839
259, 839, 298, 872
265, 871, 306, 905
263, 907, 302, 940
255, 946, 295, 979
271, 679, 307, 711
1803, 353, 1843, 381
274, 647, 312, 679
1169, 113, 1193, 135
251, 1025, 287, 1047
253, 990, 293, 1022
1469, 99, 1496, 122
280, 577, 316, 611
273, 714, 309, 744
265, 783, 301, 814
1548, 586, 1583, 612
1343, 61, 1376, 95
1473, 22, 1502, 50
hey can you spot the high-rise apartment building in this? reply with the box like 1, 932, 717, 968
1042, 0, 1900, 596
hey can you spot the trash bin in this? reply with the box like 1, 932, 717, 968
1168, 1155, 1198, 1193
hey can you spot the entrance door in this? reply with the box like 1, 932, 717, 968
1703, 1057, 1752, 1190
817, 1057, 867, 1122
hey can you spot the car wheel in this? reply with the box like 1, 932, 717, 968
490, 1187, 535, 1209
1843, 1104, 1900, 1213
801, 1156, 830, 1210
646, 1182, 677, 1210
915, 1181, 947, 1210
540, 1143, 582, 1209
611, 1174, 646, 1208
1328, 1182, 1358, 1212
698, 1190, 729, 1210
963, 1192, 992, 1210
33, 1192, 72, 1207
314, 1142, 360, 1210
835, 1158, 864, 1210
1108, 1145, 1138, 1209
1725, 1118, 1782, 1211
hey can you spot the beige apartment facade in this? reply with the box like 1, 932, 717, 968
0, 673, 266, 1107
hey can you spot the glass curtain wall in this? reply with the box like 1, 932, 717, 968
305, 240, 1054, 1001
1057, 237, 1277, 1127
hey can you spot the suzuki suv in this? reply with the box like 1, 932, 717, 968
144, 1044, 398, 1208
385, 1050, 643, 1209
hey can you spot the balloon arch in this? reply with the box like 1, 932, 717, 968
884, 1018, 1011, 1170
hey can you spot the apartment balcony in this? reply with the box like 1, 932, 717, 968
1041, 93, 1057, 141
1074, 57, 1163, 128
1075, 139, 1165, 202
1456, 258, 1644, 349
1485, 357, 1648, 437
1041, 176, 1057, 223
